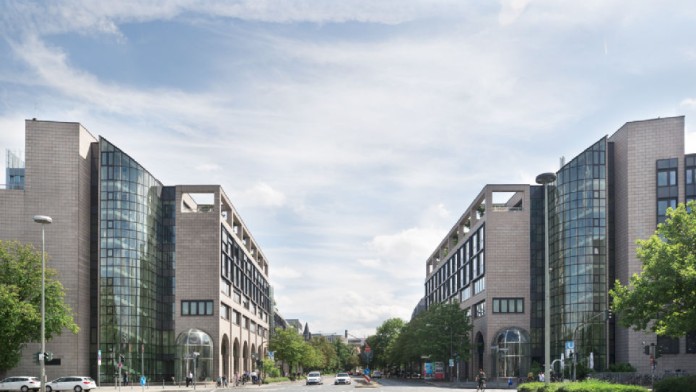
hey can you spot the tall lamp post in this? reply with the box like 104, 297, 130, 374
536, 173, 556, 385
33, 215, 53, 392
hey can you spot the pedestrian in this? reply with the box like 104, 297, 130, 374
538, 372, 544, 382
187, 371, 193, 387
476, 368, 486, 391
123, 373, 128, 386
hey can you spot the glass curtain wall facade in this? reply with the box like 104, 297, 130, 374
93, 138, 175, 382
549, 137, 610, 371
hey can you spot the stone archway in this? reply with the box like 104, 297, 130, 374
243, 341, 249, 372
476, 332, 485, 373
221, 335, 230, 379
233, 338, 240, 377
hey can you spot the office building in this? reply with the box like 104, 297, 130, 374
0, 120, 270, 383
423, 116, 696, 380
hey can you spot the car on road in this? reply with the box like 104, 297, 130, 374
372, 371, 382, 379
0, 376, 41, 392
333, 373, 351, 385
46, 376, 96, 392
306, 371, 322, 385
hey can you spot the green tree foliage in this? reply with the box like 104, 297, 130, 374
0, 240, 79, 371
307, 336, 336, 370
333, 339, 360, 371
366, 318, 405, 370
610, 201, 696, 336
269, 327, 306, 374
390, 303, 472, 368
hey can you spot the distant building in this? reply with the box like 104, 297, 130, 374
423, 116, 696, 379
0, 120, 272, 382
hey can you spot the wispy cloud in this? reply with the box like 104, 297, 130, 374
2, 0, 695, 337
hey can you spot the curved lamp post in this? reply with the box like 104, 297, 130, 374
536, 173, 556, 385
33, 215, 52, 392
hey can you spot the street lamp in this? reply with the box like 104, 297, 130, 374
33, 215, 52, 392
536, 173, 556, 385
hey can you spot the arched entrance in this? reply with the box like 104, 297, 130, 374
491, 327, 530, 379
221, 335, 230, 379
175, 329, 214, 383
233, 338, 240, 376
476, 332, 485, 372
242, 341, 249, 372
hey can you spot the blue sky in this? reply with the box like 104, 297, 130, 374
2, 1, 696, 338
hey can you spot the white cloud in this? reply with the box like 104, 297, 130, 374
235, 182, 287, 208
2, 0, 695, 337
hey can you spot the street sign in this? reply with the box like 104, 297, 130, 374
565, 341, 574, 358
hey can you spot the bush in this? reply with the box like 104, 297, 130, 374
517, 380, 648, 392
653, 375, 696, 392
262, 376, 290, 384
607, 363, 637, 372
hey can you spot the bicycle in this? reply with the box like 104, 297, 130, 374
476, 379, 486, 391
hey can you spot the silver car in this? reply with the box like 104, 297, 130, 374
46, 377, 96, 392
0, 377, 40, 392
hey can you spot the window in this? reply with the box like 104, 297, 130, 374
493, 298, 524, 313
474, 301, 486, 318
181, 300, 214, 316
657, 170, 677, 186
220, 304, 230, 320
461, 285, 471, 302
474, 277, 485, 294
657, 335, 679, 355
687, 331, 696, 354
657, 198, 677, 224
221, 279, 231, 296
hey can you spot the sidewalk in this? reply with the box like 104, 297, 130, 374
94, 382, 267, 392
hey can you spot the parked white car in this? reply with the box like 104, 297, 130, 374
46, 377, 96, 392
0, 376, 41, 392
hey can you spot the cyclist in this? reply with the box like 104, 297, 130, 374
476, 368, 486, 391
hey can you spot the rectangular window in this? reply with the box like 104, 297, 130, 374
474, 277, 485, 294
657, 198, 677, 224
687, 331, 696, 354
220, 304, 230, 320
493, 298, 525, 313
181, 300, 214, 316
657, 335, 680, 355
461, 285, 471, 302
474, 301, 486, 318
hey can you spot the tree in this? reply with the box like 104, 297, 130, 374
367, 318, 405, 370
332, 339, 359, 371
610, 201, 696, 336
0, 240, 79, 371
307, 336, 336, 370
390, 302, 472, 370
269, 328, 306, 375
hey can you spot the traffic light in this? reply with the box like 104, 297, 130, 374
644, 345, 650, 355
45, 352, 53, 362
119, 354, 125, 364
604, 309, 613, 320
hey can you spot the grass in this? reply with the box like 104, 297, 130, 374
517, 380, 649, 392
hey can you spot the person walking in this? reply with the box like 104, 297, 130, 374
476, 368, 486, 391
